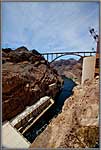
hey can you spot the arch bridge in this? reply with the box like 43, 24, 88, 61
41, 51, 96, 63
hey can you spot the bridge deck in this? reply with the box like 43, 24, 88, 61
42, 51, 96, 55
41, 51, 96, 62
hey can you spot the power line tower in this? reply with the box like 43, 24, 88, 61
89, 27, 99, 42
89, 27, 99, 76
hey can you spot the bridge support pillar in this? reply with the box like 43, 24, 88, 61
81, 56, 96, 85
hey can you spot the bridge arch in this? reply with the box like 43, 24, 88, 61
50, 53, 83, 63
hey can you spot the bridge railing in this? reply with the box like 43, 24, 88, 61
41, 51, 96, 62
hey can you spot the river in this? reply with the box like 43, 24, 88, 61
23, 77, 76, 143
55, 76, 76, 109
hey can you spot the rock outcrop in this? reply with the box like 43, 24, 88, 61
51, 58, 82, 83
2, 47, 63, 121
30, 77, 99, 148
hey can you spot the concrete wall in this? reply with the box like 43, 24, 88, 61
81, 56, 96, 84
3, 122, 30, 148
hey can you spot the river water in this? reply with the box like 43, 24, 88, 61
55, 76, 76, 109
24, 77, 76, 143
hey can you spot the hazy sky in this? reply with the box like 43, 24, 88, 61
2, 2, 99, 54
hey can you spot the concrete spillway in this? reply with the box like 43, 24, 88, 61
10, 96, 54, 134
3, 96, 54, 148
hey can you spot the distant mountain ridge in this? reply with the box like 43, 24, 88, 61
51, 58, 83, 83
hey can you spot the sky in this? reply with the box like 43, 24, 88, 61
2, 2, 99, 56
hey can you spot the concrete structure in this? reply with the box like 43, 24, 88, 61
22, 98, 54, 134
2, 122, 30, 148
2, 96, 54, 148
10, 96, 54, 134
81, 56, 96, 84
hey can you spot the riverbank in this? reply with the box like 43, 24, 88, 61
30, 77, 99, 148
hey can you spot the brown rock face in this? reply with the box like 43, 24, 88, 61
30, 77, 99, 148
2, 47, 63, 121
51, 58, 82, 83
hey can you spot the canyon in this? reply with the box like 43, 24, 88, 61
2, 47, 99, 148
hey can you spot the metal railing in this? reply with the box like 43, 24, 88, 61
41, 51, 96, 62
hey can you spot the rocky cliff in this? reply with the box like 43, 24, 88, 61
51, 58, 82, 83
30, 77, 99, 148
2, 47, 63, 121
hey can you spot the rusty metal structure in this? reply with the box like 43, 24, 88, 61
89, 27, 99, 76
